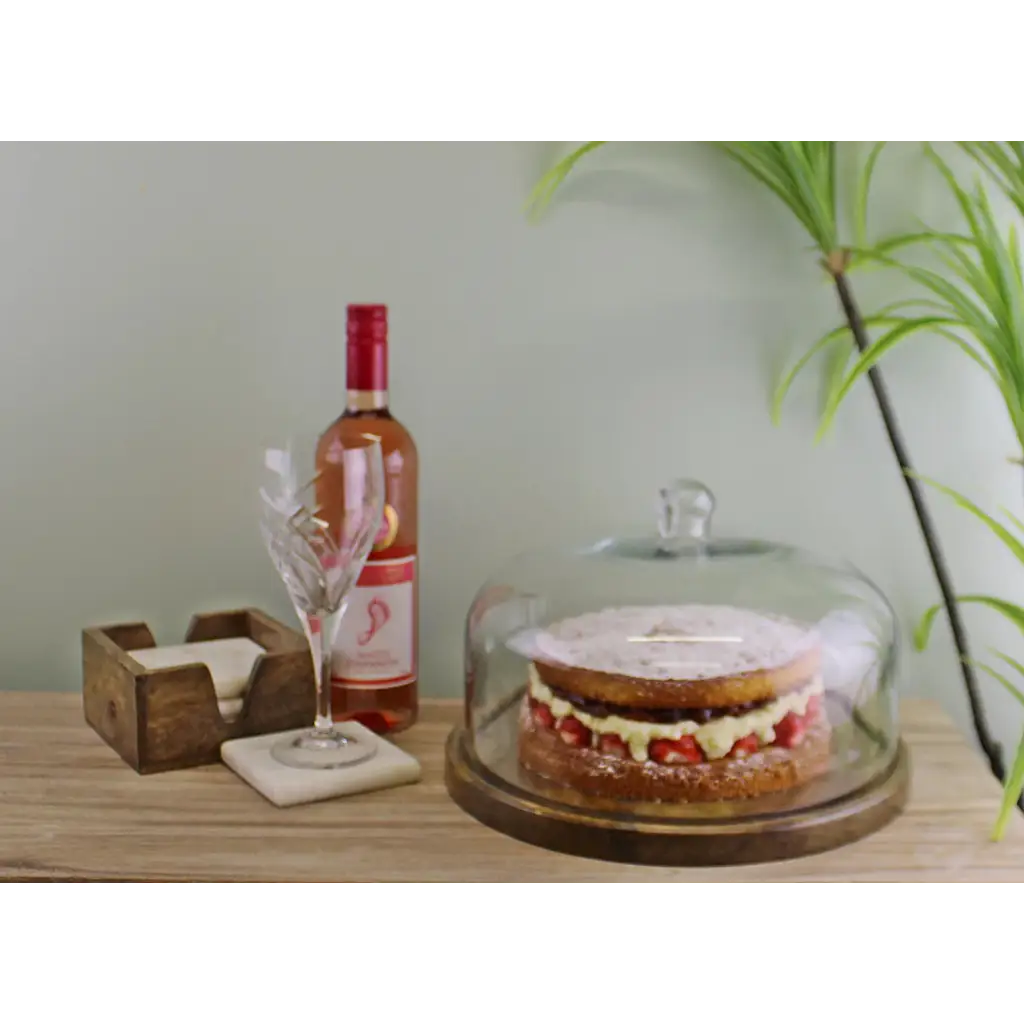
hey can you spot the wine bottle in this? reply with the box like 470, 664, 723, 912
318, 303, 418, 734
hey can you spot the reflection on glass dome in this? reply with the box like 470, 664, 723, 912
462, 479, 899, 820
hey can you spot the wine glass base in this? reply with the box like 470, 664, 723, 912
271, 727, 377, 770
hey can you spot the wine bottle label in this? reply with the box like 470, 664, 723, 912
331, 554, 416, 689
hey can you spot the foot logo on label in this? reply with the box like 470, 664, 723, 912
358, 597, 391, 646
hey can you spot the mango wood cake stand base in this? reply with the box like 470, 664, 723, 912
444, 727, 910, 867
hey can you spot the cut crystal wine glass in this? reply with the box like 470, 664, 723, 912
260, 430, 385, 769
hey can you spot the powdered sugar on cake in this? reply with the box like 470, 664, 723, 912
533, 604, 815, 680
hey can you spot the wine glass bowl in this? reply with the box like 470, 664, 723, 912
260, 472, 360, 617
259, 432, 386, 769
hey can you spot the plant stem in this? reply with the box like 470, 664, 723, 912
832, 268, 1013, 798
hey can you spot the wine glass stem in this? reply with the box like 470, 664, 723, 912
308, 613, 335, 733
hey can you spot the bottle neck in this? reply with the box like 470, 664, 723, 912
346, 337, 388, 401
346, 388, 389, 413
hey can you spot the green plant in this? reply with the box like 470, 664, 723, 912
775, 145, 1024, 835
910, 477, 1024, 838
792, 150, 1024, 453
527, 142, 1006, 800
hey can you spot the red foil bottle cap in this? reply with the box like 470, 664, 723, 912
347, 304, 388, 343
346, 304, 388, 391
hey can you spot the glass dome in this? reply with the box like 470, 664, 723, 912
460, 479, 901, 830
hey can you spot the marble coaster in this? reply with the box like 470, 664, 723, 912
129, 638, 264, 700
221, 722, 421, 808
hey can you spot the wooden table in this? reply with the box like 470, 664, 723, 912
1, 693, 1021, 880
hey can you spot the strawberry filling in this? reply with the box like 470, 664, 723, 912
730, 734, 759, 758
650, 736, 703, 764
555, 715, 592, 747
530, 699, 555, 729
598, 734, 630, 758
529, 693, 821, 762
773, 711, 806, 749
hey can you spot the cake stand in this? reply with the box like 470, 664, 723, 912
444, 695, 909, 866
452, 479, 910, 866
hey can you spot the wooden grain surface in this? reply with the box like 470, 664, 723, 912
0, 693, 1022, 881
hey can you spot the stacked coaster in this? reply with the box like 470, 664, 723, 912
129, 637, 264, 722
221, 722, 422, 807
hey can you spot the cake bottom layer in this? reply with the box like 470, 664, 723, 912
518, 703, 832, 803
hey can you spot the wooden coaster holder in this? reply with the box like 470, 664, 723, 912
82, 608, 315, 774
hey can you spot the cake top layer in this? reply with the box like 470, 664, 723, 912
533, 604, 815, 681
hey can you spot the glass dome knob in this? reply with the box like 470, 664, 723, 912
657, 479, 715, 554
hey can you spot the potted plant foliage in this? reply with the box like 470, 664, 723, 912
806, 143, 1024, 838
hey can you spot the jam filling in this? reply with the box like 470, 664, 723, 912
547, 684, 774, 724
527, 694, 822, 765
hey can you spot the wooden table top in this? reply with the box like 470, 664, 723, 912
1, 693, 1021, 881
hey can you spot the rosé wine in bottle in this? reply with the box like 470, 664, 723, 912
316, 304, 418, 734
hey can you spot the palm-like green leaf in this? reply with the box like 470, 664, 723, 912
853, 142, 887, 249
771, 303, 937, 425
995, 650, 1024, 686
919, 606, 1024, 837
528, 141, 865, 258
771, 145, 1024, 452
915, 594, 1024, 651
971, 659, 1024, 710
815, 317, 976, 440
845, 230, 965, 271
805, 164, 1024, 453
527, 143, 1024, 448
525, 142, 607, 220
820, 336, 855, 424
718, 142, 840, 254
993, 727, 1024, 840
959, 142, 1024, 222
906, 475, 1024, 563
905, 464, 1024, 836
1001, 507, 1024, 536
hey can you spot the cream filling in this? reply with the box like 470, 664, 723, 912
527, 664, 824, 762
